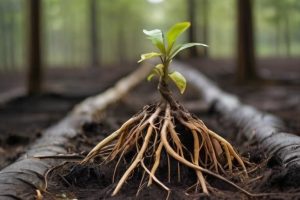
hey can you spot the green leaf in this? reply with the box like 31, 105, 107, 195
143, 29, 165, 53
147, 64, 164, 81
170, 43, 208, 59
138, 52, 162, 63
166, 22, 190, 52
168, 71, 187, 94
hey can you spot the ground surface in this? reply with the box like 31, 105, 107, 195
43, 79, 299, 199
0, 58, 299, 199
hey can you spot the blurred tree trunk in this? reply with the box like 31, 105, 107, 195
0, 3, 8, 71
187, 0, 198, 57
118, 23, 126, 63
201, 0, 209, 57
236, 0, 257, 82
62, 1, 71, 67
2, 2, 12, 71
283, 15, 291, 56
90, 0, 100, 67
27, 0, 42, 95
8, 1, 16, 70
69, 22, 77, 67
117, 6, 126, 64
275, 17, 280, 55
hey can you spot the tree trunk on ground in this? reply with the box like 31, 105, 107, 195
27, 0, 43, 95
187, 0, 198, 57
174, 61, 300, 188
90, 0, 100, 67
236, 0, 257, 82
0, 63, 152, 199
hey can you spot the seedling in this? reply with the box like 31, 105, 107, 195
82, 22, 248, 197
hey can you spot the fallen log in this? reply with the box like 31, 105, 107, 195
0, 63, 152, 200
174, 61, 300, 185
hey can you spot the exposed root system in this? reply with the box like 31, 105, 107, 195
81, 101, 249, 197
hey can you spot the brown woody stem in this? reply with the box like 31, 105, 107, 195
158, 78, 179, 110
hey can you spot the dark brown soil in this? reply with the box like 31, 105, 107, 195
43, 82, 300, 200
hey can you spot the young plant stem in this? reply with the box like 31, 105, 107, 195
158, 59, 180, 110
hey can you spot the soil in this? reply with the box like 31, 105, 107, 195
42, 81, 299, 199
